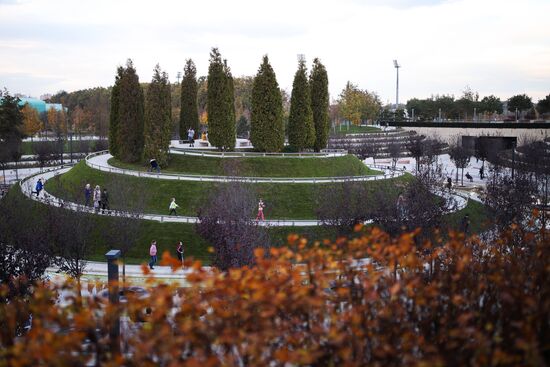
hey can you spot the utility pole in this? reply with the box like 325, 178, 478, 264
393, 60, 400, 110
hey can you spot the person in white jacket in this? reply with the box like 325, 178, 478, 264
169, 198, 179, 215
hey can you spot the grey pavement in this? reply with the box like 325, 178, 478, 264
47, 260, 198, 282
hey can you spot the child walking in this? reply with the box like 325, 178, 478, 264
169, 198, 179, 215
256, 198, 265, 221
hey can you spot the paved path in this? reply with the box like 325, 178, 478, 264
169, 147, 348, 159
20, 166, 324, 227
47, 260, 200, 282
86, 151, 403, 184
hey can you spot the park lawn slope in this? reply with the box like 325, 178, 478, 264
9, 180, 489, 266
45, 161, 409, 219
108, 154, 379, 177
332, 125, 382, 135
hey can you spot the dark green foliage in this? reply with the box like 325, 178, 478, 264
250, 55, 284, 152
207, 48, 235, 150
310, 58, 329, 152
288, 59, 314, 151
0, 90, 24, 167
536, 94, 550, 115
116, 60, 145, 163
144, 64, 172, 166
108, 67, 122, 157
179, 59, 199, 138
0, 90, 24, 141
225, 61, 236, 147
508, 94, 533, 113
479, 95, 503, 114
236, 115, 250, 138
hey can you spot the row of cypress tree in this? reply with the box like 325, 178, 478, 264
109, 51, 329, 160
252, 56, 329, 152
109, 60, 172, 164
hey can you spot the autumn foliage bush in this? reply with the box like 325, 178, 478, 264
1, 225, 549, 366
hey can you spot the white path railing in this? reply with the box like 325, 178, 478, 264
169, 147, 348, 158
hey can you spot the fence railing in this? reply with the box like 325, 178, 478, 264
169, 148, 348, 158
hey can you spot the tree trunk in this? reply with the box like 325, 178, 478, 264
461, 167, 464, 186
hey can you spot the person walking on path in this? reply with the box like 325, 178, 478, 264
479, 166, 485, 180
34, 178, 43, 197
148, 159, 160, 173
187, 127, 195, 147
176, 241, 184, 263
460, 214, 470, 234
149, 240, 158, 269
169, 198, 180, 215
100, 188, 109, 214
93, 185, 101, 213
84, 183, 92, 206
256, 198, 265, 221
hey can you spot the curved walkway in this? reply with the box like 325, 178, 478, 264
86, 151, 404, 184
169, 147, 348, 158
20, 162, 468, 227
19, 166, 322, 227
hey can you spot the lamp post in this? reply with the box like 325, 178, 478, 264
393, 60, 400, 110
106, 250, 121, 354
69, 131, 73, 163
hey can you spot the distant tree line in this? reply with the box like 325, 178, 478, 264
405, 88, 550, 122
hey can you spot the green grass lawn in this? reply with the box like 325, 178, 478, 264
45, 162, 408, 219
6, 180, 490, 266
443, 199, 490, 234
331, 125, 382, 135
108, 154, 378, 177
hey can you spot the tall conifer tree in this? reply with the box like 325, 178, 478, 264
250, 55, 284, 152
116, 59, 144, 163
108, 66, 123, 156
207, 48, 235, 150
224, 60, 236, 148
288, 59, 314, 151
144, 64, 172, 166
179, 59, 199, 138
310, 58, 330, 152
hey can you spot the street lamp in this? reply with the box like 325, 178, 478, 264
393, 60, 400, 110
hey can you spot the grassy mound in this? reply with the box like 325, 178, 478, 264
108, 154, 378, 177
332, 125, 382, 135
45, 162, 408, 219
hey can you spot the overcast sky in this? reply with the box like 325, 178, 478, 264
1, 0, 549, 104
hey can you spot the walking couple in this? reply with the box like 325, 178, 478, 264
148, 240, 185, 270
85, 183, 109, 213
